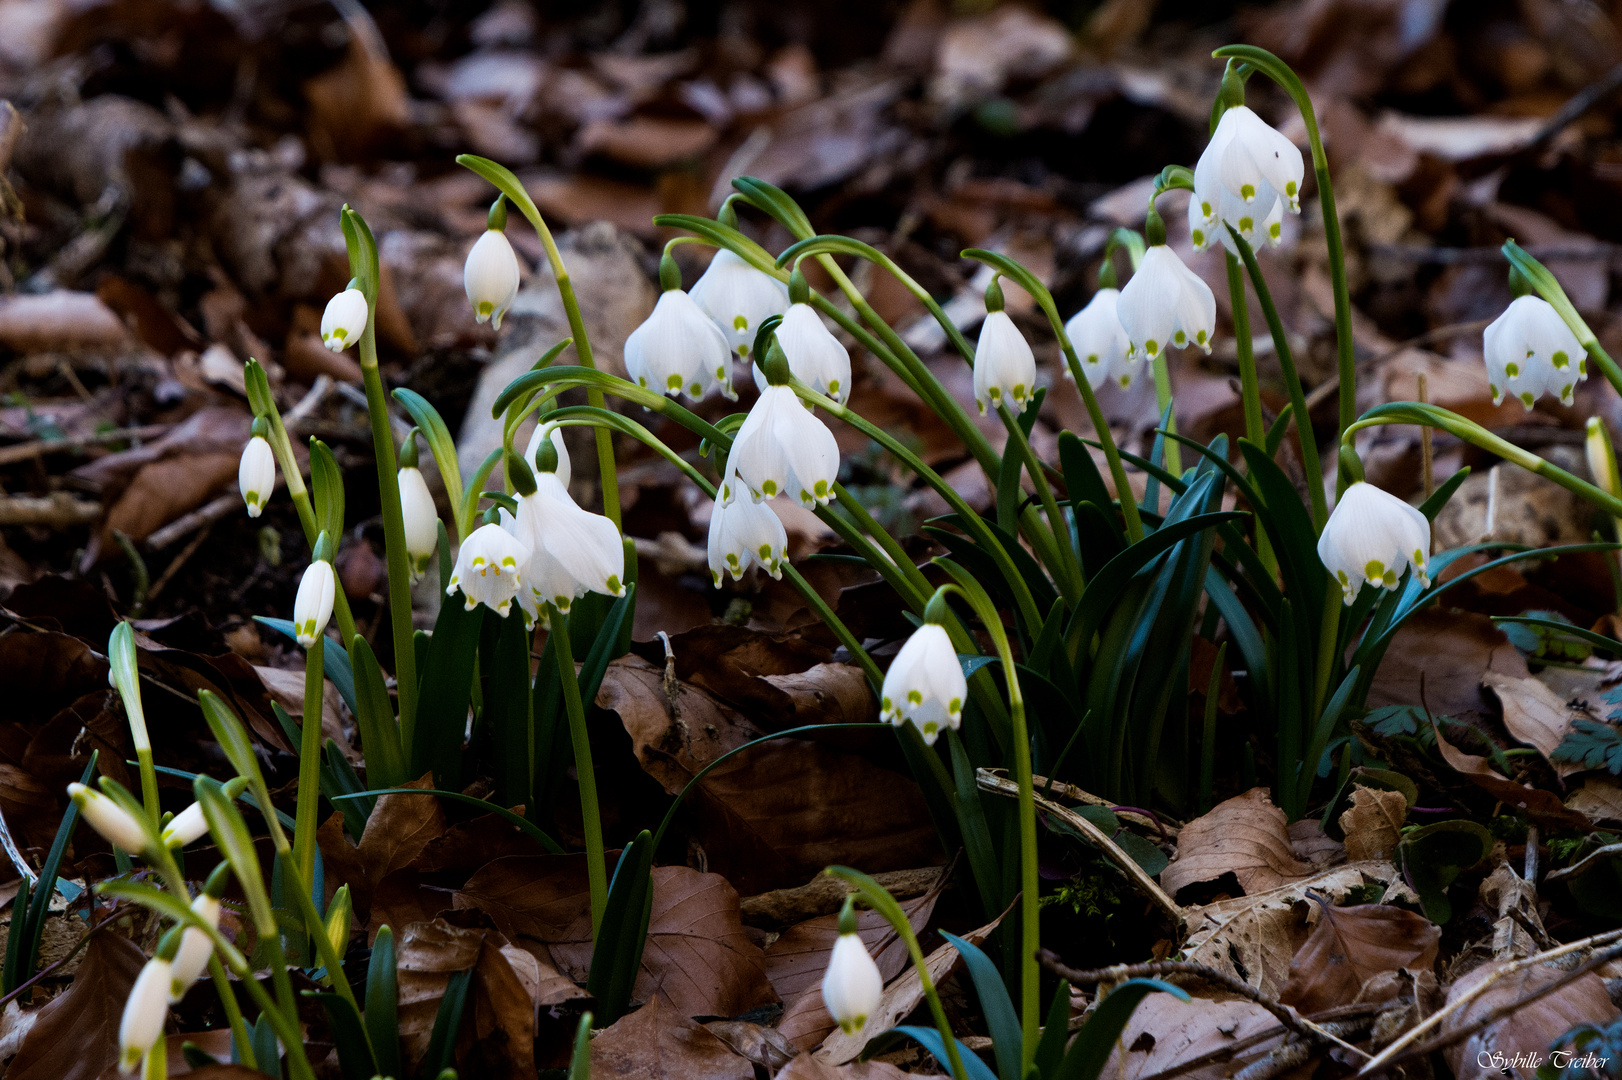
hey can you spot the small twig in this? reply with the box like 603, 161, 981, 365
146, 517, 213, 603
1302, 319, 1492, 414
1025, 771, 1182, 838
978, 770, 1185, 926
0, 492, 101, 528
1354, 927, 1622, 1074
1543, 841, 1622, 883
0, 424, 170, 467
1417, 372, 1433, 503
1524, 59, 1622, 154
1523, 823, 1539, 883
145, 492, 241, 551
1038, 953, 1371, 1062
1506, 905, 1559, 952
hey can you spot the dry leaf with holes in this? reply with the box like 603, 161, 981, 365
1441, 961, 1619, 1080
1161, 788, 1316, 898
1340, 786, 1407, 862
1278, 902, 1439, 1015
1100, 994, 1278, 1080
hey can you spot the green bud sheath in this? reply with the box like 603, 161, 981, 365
922, 587, 954, 626
533, 433, 560, 475
759, 338, 792, 386
204, 861, 232, 899
399, 427, 420, 469
312, 530, 336, 563
507, 446, 537, 495
487, 195, 508, 232
789, 262, 810, 306
250, 415, 270, 440
658, 251, 683, 292
984, 276, 1005, 314
156, 925, 184, 962
836, 894, 859, 936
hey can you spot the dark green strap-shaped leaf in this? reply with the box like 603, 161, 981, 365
732, 176, 817, 237
1264, 404, 1295, 458
324, 740, 371, 837
578, 584, 635, 706
249, 1012, 279, 1077
307, 991, 376, 1080
485, 610, 535, 811
587, 829, 654, 1023
347, 634, 404, 789
566, 1011, 593, 1080
1033, 979, 1072, 1080
309, 437, 345, 540
256, 617, 358, 718
939, 932, 1021, 1080
1419, 466, 1471, 520
1059, 431, 1123, 549
862, 1027, 998, 1080
392, 388, 465, 539
181, 1043, 222, 1071
1299, 666, 1360, 813
3, 879, 31, 994
1493, 616, 1622, 658
21, 752, 96, 991
947, 730, 1003, 924
1237, 439, 1325, 617
1053, 979, 1188, 1080
366, 925, 402, 1080
425, 967, 473, 1077
412, 584, 483, 788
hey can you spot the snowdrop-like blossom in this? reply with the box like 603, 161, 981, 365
822, 904, 883, 1036
1317, 481, 1431, 604
880, 621, 965, 746
69, 782, 149, 855
753, 301, 851, 403
1189, 182, 1286, 255
523, 423, 572, 489
624, 288, 735, 401
973, 309, 1038, 415
238, 434, 275, 518
120, 939, 177, 1073
398, 465, 438, 581
293, 559, 336, 647
168, 868, 228, 1003
320, 288, 368, 352
159, 802, 207, 849
464, 228, 521, 330
1116, 245, 1217, 361
708, 466, 788, 584
446, 521, 530, 617
727, 384, 840, 508
506, 447, 624, 619
689, 248, 789, 357
1063, 287, 1139, 390
1482, 295, 1587, 409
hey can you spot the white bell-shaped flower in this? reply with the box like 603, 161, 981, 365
168, 893, 221, 1002
119, 955, 171, 1072
507, 470, 625, 618
398, 466, 439, 582
624, 288, 736, 401
293, 560, 336, 647
973, 309, 1038, 416
689, 249, 789, 358
446, 521, 530, 617
523, 423, 572, 490
68, 782, 149, 855
1116, 245, 1217, 361
464, 229, 521, 330
1064, 288, 1139, 390
1318, 481, 1431, 604
320, 288, 368, 352
1483, 295, 1587, 409
159, 802, 208, 849
708, 467, 788, 585
753, 302, 852, 403
1200, 105, 1304, 212
1190, 183, 1285, 255
728, 384, 840, 508
880, 622, 965, 746
822, 929, 883, 1036
238, 435, 275, 519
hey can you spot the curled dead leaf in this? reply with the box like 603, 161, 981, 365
1278, 902, 1439, 1016
1161, 788, 1316, 899
1483, 670, 1583, 777
1339, 785, 1407, 862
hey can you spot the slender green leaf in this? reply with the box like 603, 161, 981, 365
1053, 979, 1188, 1080
331, 789, 561, 853
940, 932, 1021, 1080
309, 438, 345, 540
308, 992, 376, 1080
393, 388, 465, 538
425, 967, 473, 1076
366, 925, 402, 1080
862, 1027, 998, 1080
347, 634, 404, 789
587, 830, 653, 1023
412, 588, 483, 788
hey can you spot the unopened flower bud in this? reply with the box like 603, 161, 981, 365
238, 432, 275, 519
69, 782, 149, 856
464, 229, 521, 330
821, 899, 882, 1036
319, 288, 368, 352
293, 558, 337, 647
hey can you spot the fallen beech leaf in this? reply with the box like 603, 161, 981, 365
1287, 818, 1345, 868
457, 856, 778, 1019
703, 1020, 797, 1073
1567, 778, 1622, 824
1441, 960, 1619, 1080
778, 1054, 925, 1079
1278, 903, 1439, 1015
394, 917, 538, 1077
1365, 609, 1529, 723
0, 291, 128, 352
1100, 993, 1278, 1080
815, 913, 1000, 1065
1180, 861, 1406, 997
1483, 670, 1582, 777
1339, 785, 1407, 862
1160, 788, 1316, 898
321, 774, 446, 926
577, 116, 718, 170
254, 665, 355, 762
1432, 722, 1590, 830
589, 996, 752, 1079
6, 932, 145, 1080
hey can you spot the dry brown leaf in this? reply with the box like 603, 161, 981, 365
303, 27, 410, 161
703, 1021, 797, 1073
1483, 671, 1583, 778
1567, 778, 1622, 824
1278, 903, 1439, 1015
1180, 861, 1406, 997
6, 931, 144, 1080
767, 888, 939, 1050
1365, 609, 1529, 723
457, 856, 778, 1019
1339, 786, 1407, 862
1441, 960, 1619, 1080
254, 665, 355, 763
394, 918, 539, 1077
577, 116, 718, 170
1160, 788, 1316, 898
1432, 722, 1590, 830
815, 914, 999, 1065
1287, 818, 1345, 868
778, 1054, 930, 1079
589, 996, 753, 1079
320, 774, 447, 928
0, 291, 128, 352
1100, 993, 1278, 1080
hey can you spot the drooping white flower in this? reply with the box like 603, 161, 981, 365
880, 622, 965, 746
320, 288, 368, 352
972, 309, 1038, 416
398, 465, 439, 582
168, 893, 221, 1002
1116, 245, 1217, 361
1189, 182, 1286, 255
119, 956, 171, 1072
624, 288, 735, 401
1317, 481, 1431, 604
159, 802, 207, 849
446, 521, 530, 617
1482, 295, 1587, 409
523, 423, 572, 490
708, 468, 788, 585
753, 302, 852, 403
506, 474, 624, 618
689, 248, 789, 358
1065, 287, 1139, 390
822, 927, 883, 1036
69, 782, 149, 855
238, 436, 275, 519
464, 229, 522, 330
293, 560, 337, 647
728, 384, 840, 508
